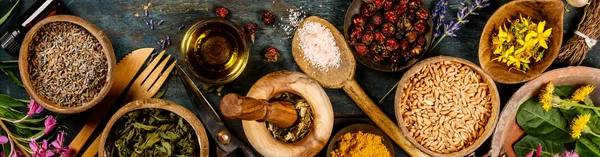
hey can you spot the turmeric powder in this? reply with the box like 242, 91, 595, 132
331, 131, 391, 157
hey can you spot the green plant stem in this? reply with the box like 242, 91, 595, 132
378, 82, 398, 105
429, 34, 447, 51
586, 130, 600, 138
561, 100, 600, 111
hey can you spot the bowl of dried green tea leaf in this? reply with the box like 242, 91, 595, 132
19, 15, 116, 114
99, 99, 210, 157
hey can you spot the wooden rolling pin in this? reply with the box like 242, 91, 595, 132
220, 93, 298, 128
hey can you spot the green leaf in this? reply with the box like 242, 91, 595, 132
153, 90, 165, 98
133, 123, 158, 131
554, 85, 576, 98
575, 136, 600, 157
514, 135, 566, 157
517, 99, 573, 142
0, 94, 26, 107
0, 69, 23, 87
11, 123, 44, 131
0, 0, 19, 25
0, 105, 24, 120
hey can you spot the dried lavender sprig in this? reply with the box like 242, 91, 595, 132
430, 0, 490, 50
166, 34, 171, 46
432, 0, 448, 38
143, 19, 150, 25
178, 24, 185, 30
157, 19, 164, 26
149, 19, 154, 29
145, 9, 149, 16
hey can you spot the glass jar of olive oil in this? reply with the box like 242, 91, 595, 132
180, 18, 249, 84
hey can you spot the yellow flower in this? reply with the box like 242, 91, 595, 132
571, 85, 595, 103
570, 114, 591, 139
539, 82, 554, 112
532, 21, 552, 49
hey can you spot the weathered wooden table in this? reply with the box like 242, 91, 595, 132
1, 0, 599, 156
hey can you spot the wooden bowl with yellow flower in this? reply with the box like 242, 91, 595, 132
478, 0, 564, 84
491, 66, 600, 157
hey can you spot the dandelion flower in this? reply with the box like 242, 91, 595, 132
570, 114, 591, 139
571, 85, 595, 103
539, 82, 554, 112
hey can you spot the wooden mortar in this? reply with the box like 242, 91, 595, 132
241, 71, 333, 157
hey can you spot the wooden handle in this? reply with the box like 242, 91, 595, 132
81, 136, 100, 157
220, 93, 298, 128
342, 79, 429, 157
67, 98, 117, 156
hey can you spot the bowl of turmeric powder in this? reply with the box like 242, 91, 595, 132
326, 124, 394, 157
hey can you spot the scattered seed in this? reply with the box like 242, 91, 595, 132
157, 19, 164, 26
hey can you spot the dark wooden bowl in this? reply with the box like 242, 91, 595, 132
99, 99, 210, 157
491, 66, 600, 157
18, 15, 116, 114
394, 56, 501, 156
343, 0, 433, 72
326, 124, 394, 157
478, 0, 564, 84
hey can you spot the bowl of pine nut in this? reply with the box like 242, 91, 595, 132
394, 56, 501, 156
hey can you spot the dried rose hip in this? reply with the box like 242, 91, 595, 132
385, 38, 399, 51
361, 3, 377, 17
390, 53, 401, 63
395, 4, 407, 15
362, 31, 375, 45
395, 30, 405, 40
373, 0, 385, 9
414, 20, 428, 34
352, 15, 366, 27
398, 0, 409, 5
373, 54, 384, 62
411, 45, 423, 58
365, 23, 376, 31
216, 7, 229, 18
262, 10, 276, 25
406, 31, 418, 43
382, 23, 396, 37
350, 27, 364, 40
243, 23, 258, 43
400, 40, 410, 51
384, 0, 394, 11
416, 9, 429, 20
370, 44, 384, 55
417, 36, 426, 46
371, 14, 383, 27
382, 50, 391, 58
408, 1, 420, 10
401, 51, 412, 61
403, 18, 413, 30
384, 11, 399, 23
354, 43, 369, 55
264, 46, 280, 62
374, 32, 386, 44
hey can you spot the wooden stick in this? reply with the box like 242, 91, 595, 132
0, 120, 32, 157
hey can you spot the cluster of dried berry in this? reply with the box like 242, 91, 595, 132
349, 0, 430, 64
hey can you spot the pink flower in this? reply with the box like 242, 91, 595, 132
563, 150, 579, 157
30, 140, 54, 157
526, 144, 542, 157
0, 136, 7, 145
43, 116, 57, 135
27, 99, 43, 116
10, 151, 22, 157
51, 131, 72, 157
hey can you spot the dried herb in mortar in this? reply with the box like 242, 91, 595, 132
28, 22, 108, 107
267, 92, 313, 143
105, 108, 199, 157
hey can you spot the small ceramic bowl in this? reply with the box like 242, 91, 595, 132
491, 66, 600, 157
478, 0, 564, 84
99, 99, 210, 157
180, 18, 249, 85
394, 56, 501, 156
343, 0, 433, 72
19, 15, 116, 114
326, 124, 395, 157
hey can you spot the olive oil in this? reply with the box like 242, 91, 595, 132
181, 19, 248, 84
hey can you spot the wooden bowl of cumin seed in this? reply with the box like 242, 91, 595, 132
18, 15, 116, 114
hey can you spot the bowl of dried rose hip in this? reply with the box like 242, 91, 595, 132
344, 0, 432, 72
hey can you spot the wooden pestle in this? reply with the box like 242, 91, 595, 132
220, 93, 298, 128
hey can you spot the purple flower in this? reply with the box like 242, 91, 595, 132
27, 98, 43, 116
562, 150, 579, 157
30, 140, 54, 157
43, 116, 57, 135
51, 131, 72, 157
442, 0, 490, 37
0, 136, 7, 145
432, 0, 448, 37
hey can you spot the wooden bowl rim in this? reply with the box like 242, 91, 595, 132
394, 56, 501, 156
343, 0, 434, 72
98, 98, 210, 157
325, 123, 395, 157
242, 71, 334, 157
18, 15, 116, 114
490, 66, 600, 157
477, 0, 564, 84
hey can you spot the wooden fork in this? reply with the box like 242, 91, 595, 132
80, 50, 176, 157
